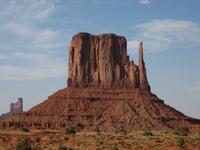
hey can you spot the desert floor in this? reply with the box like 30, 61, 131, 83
0, 129, 199, 150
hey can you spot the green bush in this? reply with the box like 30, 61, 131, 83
182, 127, 189, 135
58, 145, 73, 150
112, 145, 119, 150
143, 131, 153, 136
174, 127, 190, 136
177, 137, 185, 148
16, 139, 32, 150
20, 128, 29, 132
64, 128, 76, 135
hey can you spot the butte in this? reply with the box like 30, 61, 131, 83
0, 33, 200, 132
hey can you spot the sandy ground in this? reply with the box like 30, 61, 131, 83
0, 129, 200, 150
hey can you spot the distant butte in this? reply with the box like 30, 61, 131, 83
0, 33, 200, 131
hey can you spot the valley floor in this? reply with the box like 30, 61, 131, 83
0, 129, 199, 150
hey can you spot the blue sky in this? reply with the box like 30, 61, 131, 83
0, 0, 200, 119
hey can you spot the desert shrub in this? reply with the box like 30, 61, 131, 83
182, 127, 189, 135
143, 131, 153, 136
112, 145, 119, 150
177, 137, 185, 148
20, 128, 29, 132
31, 145, 39, 150
64, 128, 76, 135
174, 127, 190, 136
58, 145, 73, 150
97, 130, 102, 135
135, 144, 143, 150
64, 135, 69, 141
116, 130, 127, 136
35, 137, 41, 143
16, 139, 32, 150
58, 145, 67, 150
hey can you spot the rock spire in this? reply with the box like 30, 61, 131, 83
138, 42, 151, 91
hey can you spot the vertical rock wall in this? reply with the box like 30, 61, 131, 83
67, 32, 150, 91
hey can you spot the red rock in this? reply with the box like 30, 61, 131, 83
67, 33, 148, 89
0, 33, 200, 131
138, 42, 151, 91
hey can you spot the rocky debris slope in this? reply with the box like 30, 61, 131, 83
1, 88, 199, 131
0, 33, 199, 131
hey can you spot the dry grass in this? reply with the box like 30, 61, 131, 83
0, 129, 199, 150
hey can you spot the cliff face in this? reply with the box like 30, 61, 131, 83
67, 33, 150, 90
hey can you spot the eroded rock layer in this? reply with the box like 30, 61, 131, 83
1, 88, 200, 131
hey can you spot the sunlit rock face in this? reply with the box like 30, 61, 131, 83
67, 33, 150, 91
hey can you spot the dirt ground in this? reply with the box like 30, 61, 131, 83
0, 129, 199, 150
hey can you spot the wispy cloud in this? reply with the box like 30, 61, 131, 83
0, 0, 67, 80
0, 52, 66, 80
0, 0, 61, 51
137, 0, 152, 5
128, 19, 200, 53
0, 0, 56, 20
0, 23, 62, 50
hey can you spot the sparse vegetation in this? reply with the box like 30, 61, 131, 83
64, 135, 69, 141
174, 127, 190, 136
58, 145, 73, 150
16, 139, 32, 150
116, 130, 127, 136
143, 130, 153, 136
182, 127, 190, 136
112, 145, 119, 150
64, 128, 76, 135
35, 137, 41, 143
0, 130, 199, 150
177, 137, 185, 149
20, 128, 29, 132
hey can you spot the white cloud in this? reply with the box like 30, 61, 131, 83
0, 0, 67, 80
0, 0, 56, 20
0, 52, 66, 80
127, 40, 140, 54
0, 0, 62, 50
0, 23, 61, 50
128, 19, 200, 53
137, 0, 151, 5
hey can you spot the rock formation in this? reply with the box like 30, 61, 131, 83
10, 98, 23, 114
0, 33, 200, 131
0, 98, 23, 120
67, 33, 150, 90
138, 42, 151, 91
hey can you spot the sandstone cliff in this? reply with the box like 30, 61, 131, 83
67, 33, 150, 90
